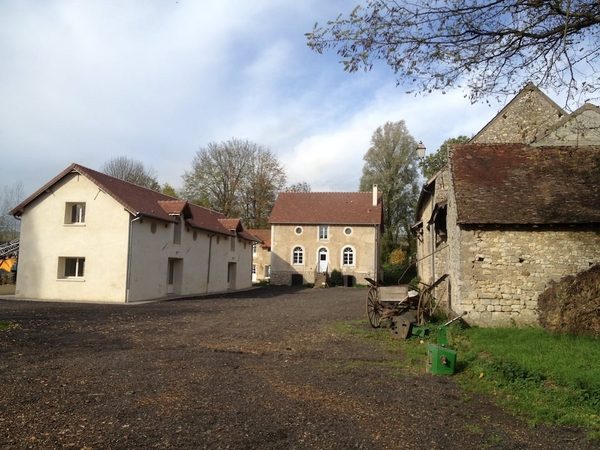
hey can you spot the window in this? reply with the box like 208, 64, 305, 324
265, 265, 271, 277
65, 203, 86, 224
151, 223, 157, 234
292, 246, 304, 264
252, 243, 257, 254
252, 264, 256, 274
295, 226, 303, 235
173, 217, 182, 244
344, 227, 352, 236
230, 234, 236, 251
58, 257, 85, 278
343, 247, 354, 266
319, 225, 328, 240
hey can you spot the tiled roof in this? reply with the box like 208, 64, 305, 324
269, 192, 382, 225
218, 218, 242, 231
451, 144, 600, 224
248, 229, 271, 248
11, 163, 253, 238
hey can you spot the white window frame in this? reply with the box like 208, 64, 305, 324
253, 243, 257, 254
58, 257, 86, 279
318, 225, 328, 240
292, 246, 304, 265
342, 246, 355, 266
65, 202, 86, 224
252, 264, 256, 274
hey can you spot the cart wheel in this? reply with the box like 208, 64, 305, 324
366, 287, 382, 328
417, 288, 434, 325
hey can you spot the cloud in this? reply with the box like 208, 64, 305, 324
0, 0, 499, 200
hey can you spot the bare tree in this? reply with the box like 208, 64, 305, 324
182, 139, 286, 227
307, 1, 600, 106
0, 182, 24, 242
359, 121, 420, 260
101, 156, 160, 190
285, 182, 312, 192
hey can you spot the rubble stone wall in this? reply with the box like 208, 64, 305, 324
454, 228, 600, 326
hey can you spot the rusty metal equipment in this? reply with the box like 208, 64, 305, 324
364, 274, 448, 336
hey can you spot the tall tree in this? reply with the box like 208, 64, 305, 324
307, 1, 600, 105
0, 182, 24, 242
359, 121, 420, 261
285, 182, 311, 192
182, 139, 286, 227
101, 156, 160, 190
421, 135, 470, 179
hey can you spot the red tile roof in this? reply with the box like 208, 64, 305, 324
248, 229, 271, 248
451, 144, 600, 224
269, 192, 383, 226
11, 163, 254, 238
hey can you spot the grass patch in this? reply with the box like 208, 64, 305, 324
453, 326, 600, 435
331, 318, 600, 438
0, 321, 17, 331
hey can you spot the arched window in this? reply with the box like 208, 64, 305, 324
342, 247, 354, 266
292, 246, 304, 264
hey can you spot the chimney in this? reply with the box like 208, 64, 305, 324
372, 184, 378, 206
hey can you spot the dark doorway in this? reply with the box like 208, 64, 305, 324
291, 274, 303, 286
343, 275, 356, 287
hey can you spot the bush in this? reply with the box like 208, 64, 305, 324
381, 263, 416, 286
329, 269, 343, 286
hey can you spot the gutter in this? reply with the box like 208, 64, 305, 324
125, 214, 143, 303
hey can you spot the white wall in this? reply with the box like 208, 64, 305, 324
127, 220, 253, 301
16, 173, 130, 302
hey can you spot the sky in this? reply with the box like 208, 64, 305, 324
1, 0, 500, 199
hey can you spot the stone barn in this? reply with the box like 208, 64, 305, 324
414, 84, 600, 326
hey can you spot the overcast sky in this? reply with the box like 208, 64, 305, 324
1, 0, 500, 198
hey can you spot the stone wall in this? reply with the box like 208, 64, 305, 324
454, 227, 600, 326
472, 86, 564, 144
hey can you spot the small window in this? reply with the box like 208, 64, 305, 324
319, 225, 328, 240
59, 257, 85, 278
343, 247, 354, 266
293, 246, 304, 265
253, 243, 257, 254
252, 264, 256, 274
230, 234, 236, 251
65, 203, 86, 224
265, 265, 271, 277
151, 223, 157, 234
295, 226, 303, 235
173, 217, 182, 244
344, 227, 352, 236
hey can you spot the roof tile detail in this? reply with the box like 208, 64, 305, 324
269, 192, 382, 225
451, 144, 600, 224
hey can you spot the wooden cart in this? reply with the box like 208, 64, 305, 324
365, 274, 448, 334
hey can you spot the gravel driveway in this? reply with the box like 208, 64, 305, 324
0, 286, 591, 449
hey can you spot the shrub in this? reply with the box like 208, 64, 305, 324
329, 269, 343, 286
382, 263, 416, 285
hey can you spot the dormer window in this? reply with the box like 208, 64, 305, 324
65, 203, 86, 224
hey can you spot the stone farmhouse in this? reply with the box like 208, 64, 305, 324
415, 83, 600, 326
11, 163, 256, 303
248, 228, 271, 283
269, 188, 383, 286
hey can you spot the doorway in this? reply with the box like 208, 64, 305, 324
167, 258, 183, 294
318, 248, 328, 273
227, 262, 237, 290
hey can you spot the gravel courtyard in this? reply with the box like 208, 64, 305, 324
0, 286, 591, 449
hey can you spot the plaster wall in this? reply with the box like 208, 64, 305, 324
15, 173, 130, 302
270, 224, 379, 285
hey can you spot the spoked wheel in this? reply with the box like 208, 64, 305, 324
417, 288, 435, 325
366, 287, 382, 328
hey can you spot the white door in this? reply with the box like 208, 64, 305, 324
318, 248, 328, 273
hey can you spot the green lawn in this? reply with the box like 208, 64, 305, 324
333, 320, 600, 439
